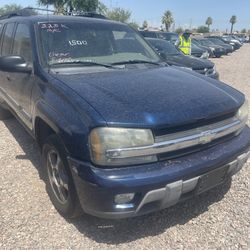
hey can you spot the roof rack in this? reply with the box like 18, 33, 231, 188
71, 12, 107, 19
0, 7, 107, 20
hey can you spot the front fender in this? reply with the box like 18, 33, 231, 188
33, 100, 89, 161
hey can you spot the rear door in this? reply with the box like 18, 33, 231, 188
0, 22, 15, 105
0, 22, 4, 103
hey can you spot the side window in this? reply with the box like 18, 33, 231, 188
0, 23, 3, 37
0, 23, 3, 53
13, 23, 32, 62
1, 23, 15, 56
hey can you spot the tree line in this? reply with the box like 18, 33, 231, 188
0, 2, 248, 34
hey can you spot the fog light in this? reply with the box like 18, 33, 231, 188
115, 193, 135, 204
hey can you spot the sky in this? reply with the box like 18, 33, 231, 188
1, 0, 250, 31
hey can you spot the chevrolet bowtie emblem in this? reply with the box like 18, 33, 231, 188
199, 130, 214, 144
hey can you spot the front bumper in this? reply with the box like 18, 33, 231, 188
207, 71, 219, 79
194, 69, 219, 80
213, 50, 225, 57
69, 127, 250, 219
226, 48, 234, 54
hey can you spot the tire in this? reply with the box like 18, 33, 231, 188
42, 134, 83, 218
0, 103, 12, 120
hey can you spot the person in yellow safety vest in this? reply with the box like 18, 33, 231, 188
178, 30, 192, 55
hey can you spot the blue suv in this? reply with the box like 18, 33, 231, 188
0, 10, 249, 219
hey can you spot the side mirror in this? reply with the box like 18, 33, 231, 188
0, 55, 32, 73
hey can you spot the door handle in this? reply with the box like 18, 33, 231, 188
6, 75, 11, 81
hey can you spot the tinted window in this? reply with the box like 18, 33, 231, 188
0, 23, 3, 34
1, 23, 15, 56
0, 23, 3, 47
13, 24, 32, 62
147, 39, 180, 55
200, 39, 214, 46
161, 33, 178, 42
141, 31, 158, 38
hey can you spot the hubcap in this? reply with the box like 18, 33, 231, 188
47, 150, 69, 204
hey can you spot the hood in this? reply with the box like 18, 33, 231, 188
191, 45, 206, 53
195, 45, 212, 53
52, 66, 244, 129
166, 54, 214, 70
212, 45, 225, 51
217, 43, 231, 49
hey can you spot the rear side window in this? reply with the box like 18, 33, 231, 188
0, 23, 3, 35
0, 23, 3, 49
13, 23, 32, 62
142, 32, 157, 38
1, 23, 15, 56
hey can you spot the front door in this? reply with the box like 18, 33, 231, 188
10, 23, 34, 129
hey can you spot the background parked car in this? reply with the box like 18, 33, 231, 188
231, 35, 244, 43
223, 35, 243, 46
222, 36, 242, 50
146, 38, 219, 79
209, 36, 239, 50
192, 39, 214, 57
194, 38, 226, 57
191, 43, 209, 59
205, 37, 234, 54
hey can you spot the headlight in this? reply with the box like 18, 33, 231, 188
236, 99, 249, 123
201, 52, 209, 59
89, 127, 156, 166
179, 66, 192, 71
213, 65, 216, 73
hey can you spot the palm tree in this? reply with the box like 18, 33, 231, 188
205, 17, 213, 31
38, 0, 99, 13
162, 10, 174, 32
0, 4, 22, 15
230, 15, 237, 33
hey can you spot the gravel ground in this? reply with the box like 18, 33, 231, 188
0, 44, 250, 250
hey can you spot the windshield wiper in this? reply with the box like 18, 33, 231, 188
50, 60, 118, 69
112, 60, 162, 66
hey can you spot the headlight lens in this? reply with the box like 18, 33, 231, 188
236, 99, 249, 123
213, 65, 216, 73
201, 52, 209, 59
89, 127, 156, 166
179, 66, 192, 71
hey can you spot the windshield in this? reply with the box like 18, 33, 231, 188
208, 38, 224, 45
37, 21, 160, 66
147, 39, 180, 55
159, 33, 178, 42
199, 39, 214, 46
222, 36, 231, 41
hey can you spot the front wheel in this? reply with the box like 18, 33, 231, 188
42, 135, 82, 218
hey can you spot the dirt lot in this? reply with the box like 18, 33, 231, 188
0, 44, 250, 250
